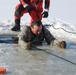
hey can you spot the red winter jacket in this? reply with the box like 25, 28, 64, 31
19, 0, 50, 12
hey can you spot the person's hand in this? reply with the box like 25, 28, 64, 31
59, 41, 66, 50
26, 42, 32, 50
50, 40, 66, 50
42, 11, 48, 18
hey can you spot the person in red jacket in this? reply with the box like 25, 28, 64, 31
11, 0, 50, 31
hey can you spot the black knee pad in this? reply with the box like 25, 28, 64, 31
15, 9, 21, 17
15, 4, 25, 17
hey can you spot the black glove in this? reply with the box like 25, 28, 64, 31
25, 5, 32, 12
42, 11, 48, 18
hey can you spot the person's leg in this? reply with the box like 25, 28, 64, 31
29, 10, 39, 25
37, 12, 42, 21
11, 4, 27, 31
30, 11, 42, 25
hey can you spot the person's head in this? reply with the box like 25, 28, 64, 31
31, 20, 42, 36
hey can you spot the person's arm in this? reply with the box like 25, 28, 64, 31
42, 0, 50, 18
18, 39, 31, 50
43, 26, 66, 49
43, 26, 55, 44
18, 26, 31, 50
45, 0, 50, 10
43, 26, 60, 47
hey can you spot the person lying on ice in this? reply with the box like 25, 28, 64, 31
18, 20, 66, 50
11, 0, 50, 31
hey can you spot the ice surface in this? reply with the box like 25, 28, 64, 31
0, 43, 76, 75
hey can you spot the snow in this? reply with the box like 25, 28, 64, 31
1, 18, 76, 41
0, 19, 76, 75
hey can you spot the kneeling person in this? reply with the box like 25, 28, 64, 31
18, 20, 66, 50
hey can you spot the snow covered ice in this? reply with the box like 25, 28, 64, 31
0, 19, 76, 75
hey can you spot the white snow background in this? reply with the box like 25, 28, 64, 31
0, 18, 76, 42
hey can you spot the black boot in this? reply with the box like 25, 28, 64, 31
11, 19, 20, 31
